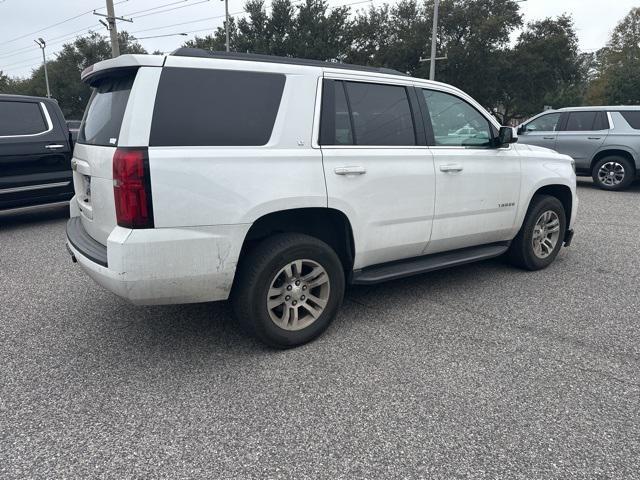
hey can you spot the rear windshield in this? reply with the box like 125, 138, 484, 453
78, 69, 136, 146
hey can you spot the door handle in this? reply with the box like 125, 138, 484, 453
543, 136, 555, 140
334, 166, 366, 175
587, 137, 601, 140
45, 144, 65, 149
439, 164, 463, 173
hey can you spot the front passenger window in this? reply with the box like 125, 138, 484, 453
524, 113, 561, 133
422, 90, 492, 147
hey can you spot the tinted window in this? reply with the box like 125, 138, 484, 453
524, 113, 561, 133
0, 101, 47, 136
422, 90, 492, 147
344, 82, 415, 146
78, 70, 136, 146
334, 82, 353, 145
150, 68, 285, 146
564, 111, 598, 131
619, 111, 640, 129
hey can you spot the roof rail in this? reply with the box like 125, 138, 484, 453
170, 48, 408, 77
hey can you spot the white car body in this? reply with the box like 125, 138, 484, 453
67, 51, 577, 305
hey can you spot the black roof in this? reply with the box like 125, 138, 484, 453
171, 48, 408, 77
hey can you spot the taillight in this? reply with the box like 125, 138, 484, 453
112, 147, 154, 228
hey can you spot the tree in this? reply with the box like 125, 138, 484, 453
490, 15, 584, 124
587, 7, 640, 105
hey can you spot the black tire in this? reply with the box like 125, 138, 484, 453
231, 233, 345, 348
508, 194, 567, 271
592, 156, 635, 191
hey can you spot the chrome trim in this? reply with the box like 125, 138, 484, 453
0, 200, 69, 215
0, 102, 54, 139
607, 111, 614, 130
0, 181, 70, 194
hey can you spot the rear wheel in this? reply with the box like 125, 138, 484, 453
232, 233, 345, 348
508, 195, 566, 271
592, 156, 635, 191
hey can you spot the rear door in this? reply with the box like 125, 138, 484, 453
555, 110, 609, 170
518, 112, 561, 150
0, 99, 72, 209
319, 77, 436, 269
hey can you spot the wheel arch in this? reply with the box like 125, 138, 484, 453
530, 184, 573, 225
591, 148, 637, 172
237, 207, 356, 276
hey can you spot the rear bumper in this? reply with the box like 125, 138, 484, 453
66, 216, 250, 305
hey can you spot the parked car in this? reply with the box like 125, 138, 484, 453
66, 120, 81, 143
517, 106, 640, 190
0, 94, 74, 212
66, 49, 577, 348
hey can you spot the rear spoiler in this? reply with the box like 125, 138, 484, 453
81, 54, 165, 85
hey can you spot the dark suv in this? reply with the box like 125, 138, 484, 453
0, 94, 74, 211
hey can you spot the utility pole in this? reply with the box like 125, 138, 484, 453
222, 0, 230, 52
105, 0, 120, 57
429, 0, 439, 81
34, 38, 50, 98
94, 1, 132, 57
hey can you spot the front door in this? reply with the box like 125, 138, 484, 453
419, 88, 521, 254
518, 111, 562, 150
319, 78, 436, 269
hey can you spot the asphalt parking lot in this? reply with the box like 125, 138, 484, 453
1, 179, 639, 479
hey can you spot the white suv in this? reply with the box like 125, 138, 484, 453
66, 49, 578, 347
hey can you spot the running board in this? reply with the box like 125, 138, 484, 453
351, 242, 510, 285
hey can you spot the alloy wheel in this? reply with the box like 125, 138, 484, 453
266, 259, 330, 331
597, 161, 625, 186
532, 210, 561, 259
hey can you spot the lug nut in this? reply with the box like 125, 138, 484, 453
285, 295, 291, 301
292, 300, 297, 306
286, 285, 292, 291
302, 285, 307, 290
301, 295, 305, 300
295, 280, 300, 286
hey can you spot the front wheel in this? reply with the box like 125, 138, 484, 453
592, 156, 635, 191
508, 195, 567, 271
231, 233, 345, 348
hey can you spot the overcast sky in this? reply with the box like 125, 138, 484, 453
0, 0, 636, 78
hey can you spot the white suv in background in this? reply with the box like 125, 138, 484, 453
66, 49, 578, 348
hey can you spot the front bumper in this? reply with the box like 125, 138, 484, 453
66, 216, 249, 305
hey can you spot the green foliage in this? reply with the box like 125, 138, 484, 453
587, 7, 640, 105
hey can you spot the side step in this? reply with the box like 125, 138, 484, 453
351, 242, 510, 285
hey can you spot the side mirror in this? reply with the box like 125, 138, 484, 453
497, 126, 518, 147
517, 125, 525, 135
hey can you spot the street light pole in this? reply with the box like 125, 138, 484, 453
34, 38, 50, 98
429, 0, 440, 81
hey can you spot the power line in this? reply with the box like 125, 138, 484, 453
0, 0, 131, 47
130, 0, 210, 20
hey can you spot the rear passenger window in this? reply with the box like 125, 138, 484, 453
619, 111, 640, 129
344, 82, 416, 146
150, 68, 285, 146
0, 101, 47, 136
564, 111, 598, 131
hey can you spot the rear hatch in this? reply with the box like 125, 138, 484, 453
72, 69, 137, 245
